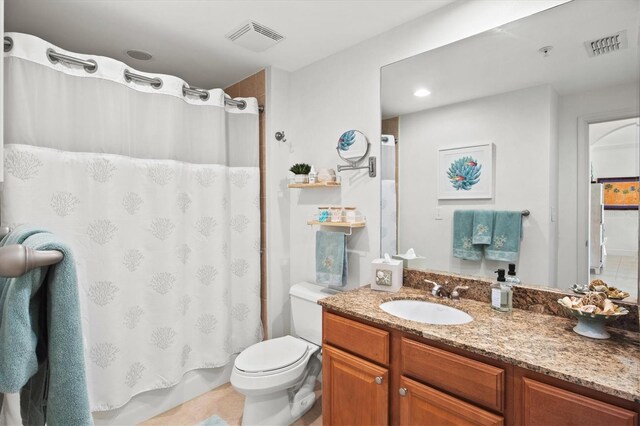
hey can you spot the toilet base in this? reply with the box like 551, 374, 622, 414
239, 355, 321, 426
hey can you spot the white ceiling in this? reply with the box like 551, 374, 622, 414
5, 0, 453, 89
381, 0, 639, 118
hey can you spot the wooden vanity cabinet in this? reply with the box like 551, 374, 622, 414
322, 312, 391, 425
399, 376, 504, 426
323, 345, 389, 426
514, 369, 638, 426
322, 310, 639, 426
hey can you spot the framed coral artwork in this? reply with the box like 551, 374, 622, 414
437, 143, 494, 199
597, 177, 639, 210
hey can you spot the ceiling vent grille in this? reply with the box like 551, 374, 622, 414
226, 21, 284, 52
584, 30, 628, 57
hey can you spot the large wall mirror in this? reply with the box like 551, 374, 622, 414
380, 0, 639, 303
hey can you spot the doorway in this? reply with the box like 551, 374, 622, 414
588, 117, 639, 299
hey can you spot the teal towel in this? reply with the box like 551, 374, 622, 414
0, 225, 92, 426
485, 211, 522, 262
452, 210, 482, 261
199, 415, 229, 426
472, 210, 494, 245
315, 231, 347, 287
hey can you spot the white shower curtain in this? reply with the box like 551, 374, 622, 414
2, 33, 261, 411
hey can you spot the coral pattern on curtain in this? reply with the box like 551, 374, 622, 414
2, 33, 261, 411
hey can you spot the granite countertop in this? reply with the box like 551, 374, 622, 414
318, 286, 640, 403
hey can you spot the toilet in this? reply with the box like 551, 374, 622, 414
230, 282, 331, 426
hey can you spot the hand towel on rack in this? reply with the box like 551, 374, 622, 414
484, 211, 523, 262
315, 231, 348, 287
472, 210, 495, 245
452, 210, 482, 261
0, 225, 91, 426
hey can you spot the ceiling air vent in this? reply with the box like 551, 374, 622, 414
584, 30, 628, 57
226, 21, 284, 53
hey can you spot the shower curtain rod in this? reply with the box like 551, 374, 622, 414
0, 227, 63, 277
3, 36, 264, 113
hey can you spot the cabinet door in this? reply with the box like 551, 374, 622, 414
520, 378, 637, 426
399, 376, 504, 426
323, 344, 388, 426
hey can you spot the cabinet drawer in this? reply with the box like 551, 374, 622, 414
400, 376, 504, 426
521, 378, 637, 426
323, 312, 389, 365
401, 337, 504, 413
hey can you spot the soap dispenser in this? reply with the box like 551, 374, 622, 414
506, 263, 521, 285
491, 269, 513, 312
308, 165, 318, 184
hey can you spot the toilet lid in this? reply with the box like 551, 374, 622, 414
235, 335, 310, 373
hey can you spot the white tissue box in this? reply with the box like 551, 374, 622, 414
371, 258, 403, 292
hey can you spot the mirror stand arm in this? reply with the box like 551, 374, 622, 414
337, 157, 377, 178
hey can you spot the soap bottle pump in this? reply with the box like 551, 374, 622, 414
506, 263, 521, 285
491, 269, 513, 312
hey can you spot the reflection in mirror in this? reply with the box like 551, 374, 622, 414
380, 0, 639, 302
337, 130, 369, 163
380, 132, 397, 256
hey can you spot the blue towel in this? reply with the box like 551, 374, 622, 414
0, 225, 91, 426
472, 210, 494, 245
485, 211, 522, 262
315, 231, 347, 287
452, 210, 482, 261
199, 415, 229, 426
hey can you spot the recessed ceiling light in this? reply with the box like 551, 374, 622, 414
125, 49, 153, 61
413, 89, 431, 97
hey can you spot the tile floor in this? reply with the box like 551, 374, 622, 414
591, 254, 638, 302
141, 382, 322, 426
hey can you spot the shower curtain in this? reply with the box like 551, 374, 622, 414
1, 33, 261, 411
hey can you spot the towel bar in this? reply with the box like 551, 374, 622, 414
0, 245, 64, 278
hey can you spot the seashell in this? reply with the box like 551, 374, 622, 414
581, 292, 606, 309
579, 305, 597, 314
589, 279, 608, 290
602, 299, 616, 315
560, 296, 573, 307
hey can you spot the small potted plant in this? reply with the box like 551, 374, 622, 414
289, 163, 311, 183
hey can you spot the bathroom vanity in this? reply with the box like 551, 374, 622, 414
319, 287, 640, 425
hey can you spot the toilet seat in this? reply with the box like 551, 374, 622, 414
235, 335, 310, 374
230, 336, 319, 396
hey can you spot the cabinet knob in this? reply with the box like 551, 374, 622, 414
375, 376, 383, 385
399, 387, 408, 396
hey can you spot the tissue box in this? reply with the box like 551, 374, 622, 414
371, 258, 403, 292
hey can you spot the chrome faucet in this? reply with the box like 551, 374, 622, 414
424, 279, 469, 300
424, 279, 450, 298
450, 285, 469, 300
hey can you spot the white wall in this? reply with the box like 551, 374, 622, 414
265, 0, 568, 339
265, 66, 294, 338
557, 83, 639, 286
397, 85, 557, 285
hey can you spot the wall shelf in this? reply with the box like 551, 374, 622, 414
288, 181, 340, 189
307, 220, 365, 228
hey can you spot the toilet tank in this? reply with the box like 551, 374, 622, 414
290, 282, 334, 346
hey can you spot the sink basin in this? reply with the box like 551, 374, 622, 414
379, 300, 473, 325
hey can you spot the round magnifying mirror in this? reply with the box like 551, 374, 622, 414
337, 130, 370, 165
